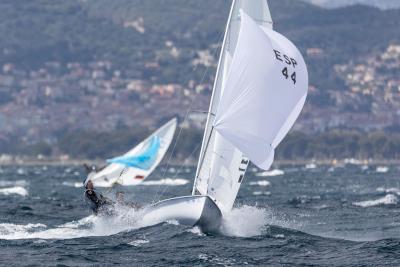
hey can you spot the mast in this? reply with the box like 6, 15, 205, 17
192, 0, 237, 195
192, 0, 274, 213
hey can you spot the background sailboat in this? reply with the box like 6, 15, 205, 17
85, 118, 177, 187
143, 0, 308, 231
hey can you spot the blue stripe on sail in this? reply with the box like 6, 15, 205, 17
107, 136, 161, 170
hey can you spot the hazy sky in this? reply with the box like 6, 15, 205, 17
300, 0, 400, 9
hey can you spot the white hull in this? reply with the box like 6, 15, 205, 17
142, 196, 222, 232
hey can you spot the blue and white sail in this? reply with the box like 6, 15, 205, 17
87, 118, 177, 187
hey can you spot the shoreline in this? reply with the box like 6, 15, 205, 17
0, 158, 399, 167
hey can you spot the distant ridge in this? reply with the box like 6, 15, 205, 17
300, 0, 400, 10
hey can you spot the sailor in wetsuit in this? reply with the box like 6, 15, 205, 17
84, 180, 113, 215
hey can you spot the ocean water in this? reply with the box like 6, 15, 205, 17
0, 164, 400, 266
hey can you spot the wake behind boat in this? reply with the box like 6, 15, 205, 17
84, 118, 177, 187
143, 0, 309, 232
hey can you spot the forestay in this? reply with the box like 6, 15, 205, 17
193, 0, 274, 213
88, 118, 177, 187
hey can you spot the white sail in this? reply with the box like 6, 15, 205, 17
139, 1, 308, 233
193, 0, 273, 213
214, 11, 308, 170
87, 118, 177, 187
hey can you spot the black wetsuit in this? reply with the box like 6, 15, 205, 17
84, 189, 113, 215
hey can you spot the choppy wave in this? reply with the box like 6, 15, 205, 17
376, 166, 389, 173
377, 187, 400, 195
219, 206, 268, 237
219, 205, 300, 238
140, 178, 189, 186
0, 205, 147, 240
249, 180, 271, 187
255, 169, 284, 177
305, 163, 317, 169
0, 186, 28, 196
0, 180, 28, 187
0, 203, 287, 240
127, 239, 150, 247
253, 191, 271, 196
62, 181, 83, 188
353, 194, 398, 207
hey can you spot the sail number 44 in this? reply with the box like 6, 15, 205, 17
273, 49, 297, 84
282, 67, 296, 84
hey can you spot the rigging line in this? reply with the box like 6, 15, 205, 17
188, 110, 216, 116
192, 126, 214, 195
103, 167, 127, 195
154, 142, 202, 203
150, 30, 226, 204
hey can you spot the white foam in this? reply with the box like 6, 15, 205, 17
127, 239, 149, 247
255, 169, 284, 177
62, 181, 83, 188
361, 165, 369, 171
377, 187, 400, 195
0, 223, 46, 236
305, 163, 317, 169
249, 180, 271, 187
187, 226, 204, 236
140, 178, 189, 186
0, 204, 180, 240
219, 205, 268, 237
198, 253, 236, 266
353, 194, 398, 207
0, 186, 28, 196
376, 166, 389, 173
17, 168, 26, 175
252, 191, 271, 196
0, 180, 28, 187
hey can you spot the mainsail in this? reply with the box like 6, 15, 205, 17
88, 118, 177, 187
193, 0, 308, 213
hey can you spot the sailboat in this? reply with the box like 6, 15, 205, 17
85, 118, 177, 187
142, 0, 308, 232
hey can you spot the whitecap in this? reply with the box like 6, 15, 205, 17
361, 165, 369, 171
252, 191, 271, 196
219, 205, 268, 237
305, 163, 317, 169
0, 223, 46, 237
353, 194, 398, 207
0, 205, 162, 240
198, 253, 236, 266
127, 239, 149, 247
0, 186, 28, 196
62, 181, 83, 188
249, 180, 271, 187
377, 187, 400, 195
17, 168, 26, 175
187, 226, 204, 236
255, 169, 284, 177
0, 180, 28, 187
376, 166, 389, 173
140, 178, 189, 186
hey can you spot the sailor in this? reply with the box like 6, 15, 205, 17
84, 180, 113, 215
